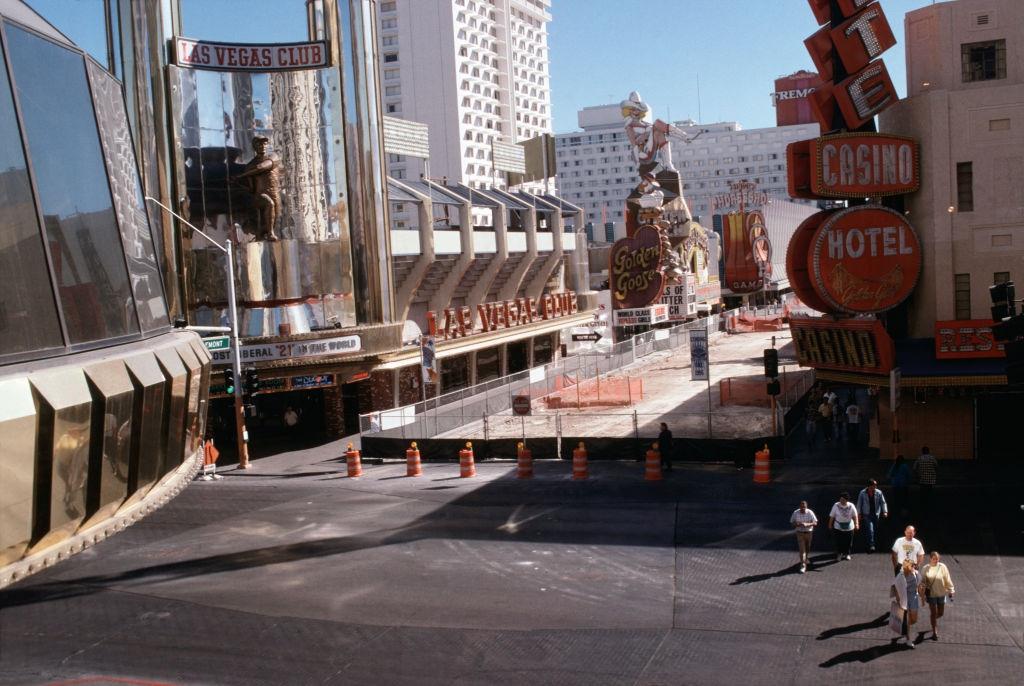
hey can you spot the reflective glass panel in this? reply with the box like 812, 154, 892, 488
0, 37, 62, 356
6, 25, 138, 343
26, 0, 111, 71
180, 0, 310, 43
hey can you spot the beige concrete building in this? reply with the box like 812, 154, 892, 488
880, 0, 1024, 338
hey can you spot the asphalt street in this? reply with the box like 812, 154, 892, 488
1, 439, 1022, 685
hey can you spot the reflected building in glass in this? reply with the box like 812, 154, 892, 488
0, 0, 211, 586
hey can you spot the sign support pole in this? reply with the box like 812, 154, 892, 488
146, 197, 250, 469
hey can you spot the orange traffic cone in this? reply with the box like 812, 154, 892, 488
459, 441, 476, 478
517, 442, 533, 479
645, 442, 662, 481
753, 444, 771, 484
406, 441, 422, 477
572, 441, 588, 480
345, 443, 363, 478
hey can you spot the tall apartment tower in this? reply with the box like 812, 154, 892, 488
377, 0, 553, 188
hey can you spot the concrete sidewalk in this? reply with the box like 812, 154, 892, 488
1, 441, 1021, 685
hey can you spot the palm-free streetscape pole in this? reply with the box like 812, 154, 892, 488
146, 197, 251, 469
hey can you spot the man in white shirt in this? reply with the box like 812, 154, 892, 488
845, 403, 861, 446
828, 492, 859, 561
891, 525, 925, 574
790, 500, 818, 573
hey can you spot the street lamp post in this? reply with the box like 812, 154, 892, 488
146, 197, 251, 469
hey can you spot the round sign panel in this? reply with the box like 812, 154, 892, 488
809, 205, 921, 314
610, 225, 665, 309
785, 210, 834, 314
512, 395, 531, 416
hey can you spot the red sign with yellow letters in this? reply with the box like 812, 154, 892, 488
935, 320, 1006, 359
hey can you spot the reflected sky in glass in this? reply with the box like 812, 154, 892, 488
26, 0, 109, 68
180, 0, 309, 43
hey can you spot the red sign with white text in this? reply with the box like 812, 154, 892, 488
809, 206, 921, 314
788, 133, 920, 199
935, 320, 1007, 359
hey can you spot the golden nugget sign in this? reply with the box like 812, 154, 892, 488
174, 37, 329, 72
610, 225, 666, 309
427, 292, 578, 340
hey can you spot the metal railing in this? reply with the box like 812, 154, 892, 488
361, 308, 815, 440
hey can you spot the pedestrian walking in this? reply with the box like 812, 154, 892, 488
283, 406, 299, 435
891, 525, 925, 575
833, 396, 846, 442
919, 551, 955, 640
658, 422, 673, 472
856, 479, 888, 552
817, 398, 833, 443
790, 500, 818, 573
914, 446, 938, 515
888, 454, 912, 514
804, 405, 818, 449
890, 559, 925, 648
845, 402, 861, 446
828, 492, 859, 561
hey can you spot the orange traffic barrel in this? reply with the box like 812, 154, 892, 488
406, 441, 422, 477
345, 443, 363, 478
517, 442, 533, 479
572, 441, 588, 480
459, 441, 476, 478
645, 442, 662, 481
753, 444, 771, 484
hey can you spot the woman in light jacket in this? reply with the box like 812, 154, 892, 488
891, 559, 924, 648
919, 551, 955, 640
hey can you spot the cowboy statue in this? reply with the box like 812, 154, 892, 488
621, 91, 698, 176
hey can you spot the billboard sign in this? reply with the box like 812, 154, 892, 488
610, 226, 665, 309
789, 317, 895, 374
808, 205, 921, 314
689, 328, 709, 381
173, 37, 328, 72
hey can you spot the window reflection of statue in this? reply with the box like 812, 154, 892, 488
235, 135, 281, 241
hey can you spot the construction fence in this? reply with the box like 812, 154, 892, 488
360, 310, 735, 440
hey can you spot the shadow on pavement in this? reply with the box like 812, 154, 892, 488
730, 563, 801, 585
819, 640, 906, 667
816, 613, 889, 640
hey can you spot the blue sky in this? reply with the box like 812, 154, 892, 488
548, 0, 934, 132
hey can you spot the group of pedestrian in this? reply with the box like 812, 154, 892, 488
789, 473, 955, 648
804, 385, 863, 448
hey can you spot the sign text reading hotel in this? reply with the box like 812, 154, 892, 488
427, 292, 578, 340
174, 37, 329, 72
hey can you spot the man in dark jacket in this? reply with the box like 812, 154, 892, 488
658, 422, 673, 472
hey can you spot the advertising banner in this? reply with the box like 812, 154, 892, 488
689, 329, 709, 381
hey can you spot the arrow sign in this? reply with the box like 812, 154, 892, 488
572, 332, 603, 342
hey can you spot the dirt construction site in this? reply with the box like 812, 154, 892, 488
441, 329, 811, 442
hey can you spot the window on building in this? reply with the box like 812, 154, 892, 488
381, 18, 398, 29
956, 162, 973, 212
384, 53, 398, 63
994, 271, 1011, 285
961, 40, 1006, 82
0, 42, 63, 357
7, 25, 139, 343
954, 274, 972, 320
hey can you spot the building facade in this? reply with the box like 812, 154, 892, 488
555, 103, 819, 243
873, 0, 1024, 461
376, 0, 553, 189
0, 0, 211, 585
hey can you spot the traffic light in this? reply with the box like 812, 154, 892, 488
244, 367, 260, 397
763, 348, 779, 379
766, 379, 781, 396
990, 280, 1017, 322
222, 368, 235, 395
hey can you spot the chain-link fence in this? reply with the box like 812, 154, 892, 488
360, 307, 819, 443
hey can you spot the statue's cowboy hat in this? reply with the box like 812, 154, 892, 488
620, 91, 649, 116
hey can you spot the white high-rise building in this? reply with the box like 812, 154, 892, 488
376, 0, 553, 189
555, 103, 819, 241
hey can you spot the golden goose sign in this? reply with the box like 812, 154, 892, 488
610, 225, 666, 309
